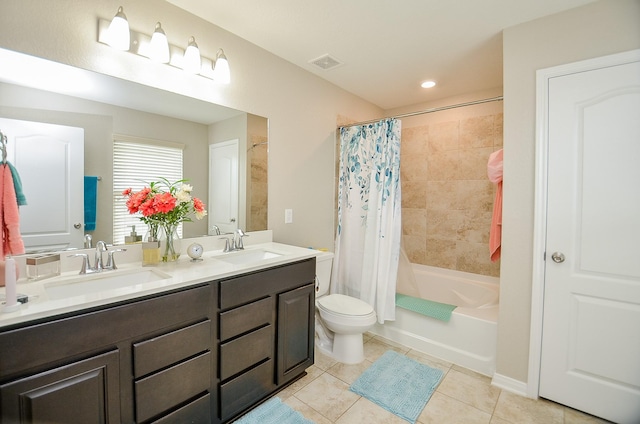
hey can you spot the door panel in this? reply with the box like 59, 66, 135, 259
0, 118, 84, 251
209, 140, 239, 234
539, 53, 640, 424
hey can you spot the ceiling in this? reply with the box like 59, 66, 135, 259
167, 0, 596, 110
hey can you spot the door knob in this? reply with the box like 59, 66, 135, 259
551, 252, 565, 263
74, 223, 82, 229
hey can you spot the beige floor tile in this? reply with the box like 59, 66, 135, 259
451, 363, 493, 382
295, 372, 360, 421
363, 337, 408, 362
326, 359, 373, 385
278, 365, 325, 400
418, 392, 491, 424
563, 406, 613, 424
406, 349, 453, 374
285, 396, 333, 424
436, 369, 500, 414
314, 350, 338, 371
335, 397, 408, 424
489, 416, 513, 424
493, 391, 563, 424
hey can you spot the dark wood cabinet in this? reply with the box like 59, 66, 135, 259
277, 283, 315, 385
0, 257, 316, 424
0, 284, 214, 424
217, 258, 316, 422
0, 350, 120, 424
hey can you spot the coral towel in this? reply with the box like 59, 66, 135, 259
487, 149, 503, 262
0, 164, 25, 283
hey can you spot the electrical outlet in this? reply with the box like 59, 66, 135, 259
284, 209, 293, 224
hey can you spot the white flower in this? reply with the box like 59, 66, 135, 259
180, 183, 193, 192
175, 189, 192, 204
195, 209, 208, 220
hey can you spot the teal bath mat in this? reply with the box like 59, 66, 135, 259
396, 293, 457, 322
233, 397, 314, 424
350, 350, 444, 423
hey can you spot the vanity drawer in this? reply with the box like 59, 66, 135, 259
220, 358, 274, 421
133, 320, 211, 377
219, 259, 315, 310
150, 392, 211, 424
134, 352, 211, 423
219, 297, 272, 342
220, 325, 273, 381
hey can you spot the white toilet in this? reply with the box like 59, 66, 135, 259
315, 251, 377, 364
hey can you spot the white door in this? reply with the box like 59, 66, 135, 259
209, 140, 239, 235
539, 52, 640, 423
0, 118, 84, 251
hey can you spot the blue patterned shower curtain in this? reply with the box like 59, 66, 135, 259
332, 118, 402, 323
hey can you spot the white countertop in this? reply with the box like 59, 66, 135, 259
0, 238, 322, 329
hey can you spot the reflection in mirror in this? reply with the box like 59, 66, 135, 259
0, 48, 268, 249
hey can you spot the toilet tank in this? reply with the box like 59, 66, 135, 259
315, 251, 334, 296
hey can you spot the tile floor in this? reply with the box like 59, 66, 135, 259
263, 334, 612, 424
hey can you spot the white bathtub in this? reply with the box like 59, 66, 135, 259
369, 264, 499, 376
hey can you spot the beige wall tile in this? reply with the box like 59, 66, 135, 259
402, 181, 427, 209
428, 121, 459, 152
402, 208, 427, 236
460, 115, 495, 149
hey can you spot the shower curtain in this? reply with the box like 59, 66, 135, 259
332, 118, 401, 323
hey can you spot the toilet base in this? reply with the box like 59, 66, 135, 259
316, 332, 365, 364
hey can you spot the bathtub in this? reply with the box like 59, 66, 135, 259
369, 264, 499, 376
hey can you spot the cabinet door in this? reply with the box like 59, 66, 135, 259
0, 350, 120, 424
277, 283, 315, 385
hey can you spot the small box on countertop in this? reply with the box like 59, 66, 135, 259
26, 253, 61, 281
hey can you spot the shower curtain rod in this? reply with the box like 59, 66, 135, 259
338, 96, 503, 129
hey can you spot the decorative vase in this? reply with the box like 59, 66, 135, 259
161, 222, 181, 262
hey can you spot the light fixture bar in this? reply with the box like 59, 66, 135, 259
97, 18, 226, 82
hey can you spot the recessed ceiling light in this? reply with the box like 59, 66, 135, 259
421, 80, 436, 89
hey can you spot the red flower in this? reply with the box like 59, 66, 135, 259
154, 192, 177, 214
193, 197, 205, 213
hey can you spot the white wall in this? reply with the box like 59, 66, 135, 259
0, 0, 383, 252
499, 0, 640, 384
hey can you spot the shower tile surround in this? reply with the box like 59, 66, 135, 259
335, 111, 503, 278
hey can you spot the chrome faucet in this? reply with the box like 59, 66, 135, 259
211, 225, 221, 235
234, 229, 248, 250
69, 241, 126, 274
84, 234, 93, 249
94, 240, 108, 271
222, 229, 249, 252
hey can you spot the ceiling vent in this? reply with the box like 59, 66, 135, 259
309, 54, 343, 70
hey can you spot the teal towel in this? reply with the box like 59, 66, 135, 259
396, 293, 457, 322
7, 162, 26, 206
84, 176, 99, 231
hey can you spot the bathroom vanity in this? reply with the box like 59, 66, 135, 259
0, 241, 317, 424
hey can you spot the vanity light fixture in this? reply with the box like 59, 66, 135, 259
97, 14, 230, 83
149, 22, 170, 63
106, 6, 130, 51
182, 36, 201, 74
213, 49, 230, 84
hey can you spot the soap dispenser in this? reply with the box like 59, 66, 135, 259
142, 233, 161, 266
125, 225, 142, 244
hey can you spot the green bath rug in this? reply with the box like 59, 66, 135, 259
396, 293, 457, 322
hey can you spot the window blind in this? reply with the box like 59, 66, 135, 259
113, 136, 183, 245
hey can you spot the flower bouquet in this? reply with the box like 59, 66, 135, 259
122, 178, 207, 261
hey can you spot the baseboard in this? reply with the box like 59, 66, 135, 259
491, 373, 530, 397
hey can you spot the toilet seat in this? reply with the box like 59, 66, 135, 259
317, 294, 374, 317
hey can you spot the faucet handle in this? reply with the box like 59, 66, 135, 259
235, 229, 248, 250
106, 249, 127, 270
222, 237, 233, 252
68, 253, 91, 274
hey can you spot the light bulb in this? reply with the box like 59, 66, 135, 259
149, 22, 170, 63
183, 36, 201, 74
213, 49, 230, 84
107, 6, 130, 51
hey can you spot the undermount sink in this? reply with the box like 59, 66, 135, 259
45, 268, 172, 300
215, 248, 283, 265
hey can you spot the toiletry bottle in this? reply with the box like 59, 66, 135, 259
125, 225, 139, 244
142, 235, 161, 266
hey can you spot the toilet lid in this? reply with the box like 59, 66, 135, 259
317, 294, 374, 316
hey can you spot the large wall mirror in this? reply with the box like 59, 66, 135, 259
0, 48, 268, 251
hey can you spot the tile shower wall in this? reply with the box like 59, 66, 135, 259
402, 113, 503, 277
